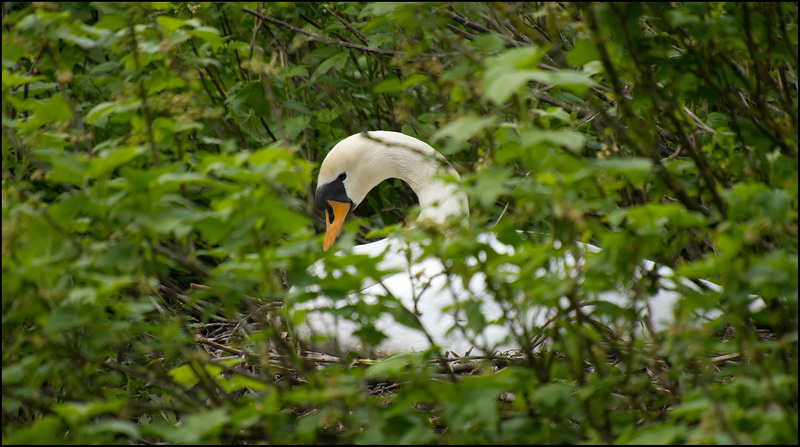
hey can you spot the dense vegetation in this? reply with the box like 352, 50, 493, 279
3, 2, 797, 444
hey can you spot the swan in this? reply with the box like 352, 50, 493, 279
290, 131, 731, 356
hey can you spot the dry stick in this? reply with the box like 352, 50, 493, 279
200, 336, 245, 355
682, 106, 716, 135
718, 54, 795, 157
241, 7, 400, 56
683, 42, 783, 167
170, 292, 234, 323
742, 5, 769, 111
447, 23, 477, 41
666, 111, 732, 207
321, 3, 371, 46
520, 10, 554, 42
206, 357, 278, 389
501, 17, 535, 45
215, 2, 234, 37
777, 65, 798, 126
484, 3, 532, 48
218, 5, 247, 84
189, 38, 228, 100
194, 272, 318, 380
261, 68, 285, 145
195, 64, 220, 106
445, 8, 495, 35
199, 337, 343, 365
241, 6, 462, 61
298, 10, 352, 47
247, 4, 261, 63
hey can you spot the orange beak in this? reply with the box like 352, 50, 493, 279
323, 200, 351, 251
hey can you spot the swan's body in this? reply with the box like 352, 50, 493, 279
295, 233, 521, 355
292, 131, 734, 355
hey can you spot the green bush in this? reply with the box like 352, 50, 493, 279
3, 2, 797, 444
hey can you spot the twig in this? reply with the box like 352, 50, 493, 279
321, 4, 371, 46
446, 23, 477, 41
242, 7, 400, 56
200, 337, 245, 355
682, 107, 716, 134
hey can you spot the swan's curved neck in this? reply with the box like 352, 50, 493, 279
355, 133, 468, 224
393, 150, 467, 225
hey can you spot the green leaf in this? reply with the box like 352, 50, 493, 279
619, 424, 685, 445
566, 38, 600, 66
624, 203, 705, 236
311, 52, 348, 81
430, 115, 497, 149
2, 416, 65, 444
591, 157, 654, 185
189, 27, 224, 52
87, 145, 143, 178
1, 71, 46, 89
705, 112, 730, 130
521, 128, 587, 151
168, 364, 200, 387
156, 15, 187, 35
166, 408, 230, 444
284, 115, 311, 140
238, 81, 270, 115
401, 73, 427, 89
50, 26, 96, 49
373, 77, 402, 93
34, 94, 73, 125
472, 34, 506, 52
84, 419, 140, 439
472, 166, 513, 209
85, 101, 118, 126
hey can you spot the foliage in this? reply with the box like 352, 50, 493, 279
2, 2, 797, 444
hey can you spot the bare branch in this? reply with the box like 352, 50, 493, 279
242, 7, 401, 57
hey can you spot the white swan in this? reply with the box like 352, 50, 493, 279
290, 131, 728, 356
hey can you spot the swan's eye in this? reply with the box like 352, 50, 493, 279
337, 172, 347, 181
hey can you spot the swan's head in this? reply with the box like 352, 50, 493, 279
315, 131, 449, 251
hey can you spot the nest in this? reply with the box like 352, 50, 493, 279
152, 278, 772, 407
